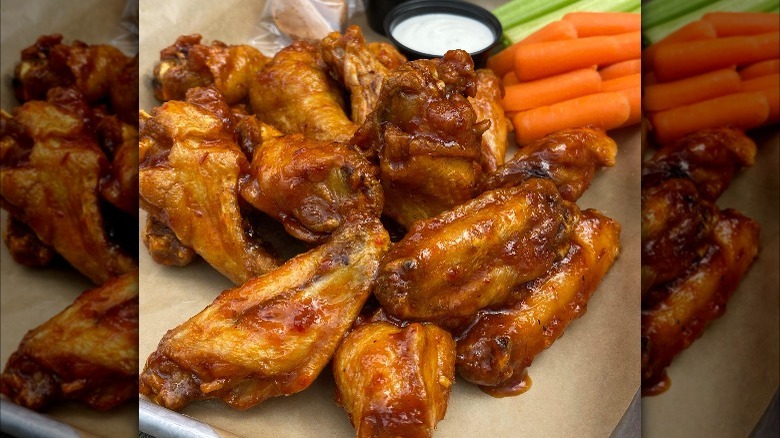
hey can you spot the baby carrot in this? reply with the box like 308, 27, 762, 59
502, 68, 602, 112
503, 71, 519, 86
741, 73, 780, 92
643, 21, 717, 72
651, 92, 770, 144
739, 59, 780, 80
512, 92, 630, 146
643, 69, 742, 112
701, 12, 780, 37
601, 73, 641, 92
758, 87, 779, 125
653, 32, 780, 82
617, 86, 641, 128
599, 59, 641, 80
644, 71, 657, 86
562, 12, 641, 37
487, 20, 577, 77
515, 31, 641, 81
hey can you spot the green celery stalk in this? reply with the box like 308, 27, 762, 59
493, 0, 580, 30
641, 0, 717, 29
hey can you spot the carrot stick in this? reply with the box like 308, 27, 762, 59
562, 12, 641, 37
643, 21, 717, 72
617, 86, 641, 128
741, 73, 780, 92
503, 71, 520, 86
601, 73, 641, 92
701, 12, 780, 37
644, 71, 657, 86
654, 32, 780, 82
758, 87, 779, 125
739, 59, 780, 80
502, 68, 602, 112
651, 92, 770, 144
643, 69, 742, 112
599, 58, 641, 80
512, 92, 630, 146
515, 31, 641, 81
487, 20, 578, 77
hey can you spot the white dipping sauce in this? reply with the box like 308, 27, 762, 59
391, 13, 494, 56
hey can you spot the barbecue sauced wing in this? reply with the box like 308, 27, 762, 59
139, 87, 279, 284
2, 216, 54, 268
480, 127, 617, 201
641, 209, 759, 395
153, 34, 269, 105
97, 115, 139, 216
0, 271, 139, 411
13, 34, 130, 104
240, 126, 383, 243
334, 321, 455, 438
468, 69, 509, 173
139, 216, 390, 411
249, 40, 357, 143
110, 54, 140, 126
0, 88, 136, 284
374, 178, 578, 331
367, 42, 407, 71
455, 209, 621, 397
351, 49, 489, 229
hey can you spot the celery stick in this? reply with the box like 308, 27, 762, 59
641, 0, 717, 29
493, 0, 579, 30
503, 0, 640, 43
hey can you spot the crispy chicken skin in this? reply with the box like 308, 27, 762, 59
455, 209, 621, 397
249, 40, 357, 143
334, 321, 455, 438
367, 42, 407, 71
481, 127, 617, 201
374, 178, 579, 331
468, 69, 509, 173
0, 88, 136, 284
351, 50, 489, 229
139, 87, 279, 284
97, 115, 139, 216
110, 54, 140, 126
2, 216, 54, 268
239, 122, 383, 243
141, 215, 196, 267
641, 209, 759, 395
139, 216, 390, 411
0, 271, 139, 411
13, 34, 130, 104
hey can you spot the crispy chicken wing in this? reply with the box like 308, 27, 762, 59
13, 34, 130, 104
0, 88, 136, 284
139, 216, 390, 411
249, 41, 357, 142
334, 321, 455, 438
110, 54, 140, 125
480, 128, 617, 201
468, 69, 508, 173
374, 178, 578, 331
141, 215, 196, 267
139, 87, 279, 284
351, 50, 489, 229
455, 209, 621, 396
2, 216, 54, 268
97, 115, 139, 216
0, 271, 139, 411
153, 35, 269, 105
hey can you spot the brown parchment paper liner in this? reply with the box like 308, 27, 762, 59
0, 1, 139, 436
138, 0, 639, 436
642, 128, 780, 438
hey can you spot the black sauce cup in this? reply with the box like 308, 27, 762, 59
384, 0, 502, 68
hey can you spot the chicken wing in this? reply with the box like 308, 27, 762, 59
351, 50, 489, 229
334, 321, 455, 438
374, 178, 578, 331
97, 115, 139, 216
641, 209, 759, 395
249, 40, 357, 142
141, 215, 196, 267
0, 271, 139, 411
480, 127, 617, 201
110, 54, 140, 126
153, 34, 269, 105
455, 209, 621, 396
240, 123, 383, 243
139, 87, 278, 284
0, 88, 136, 284
13, 34, 130, 104
2, 216, 54, 268
139, 216, 390, 411
468, 69, 509, 173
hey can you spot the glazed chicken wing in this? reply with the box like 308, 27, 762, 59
455, 209, 621, 396
374, 178, 578, 331
139, 87, 278, 284
2, 216, 54, 268
139, 216, 390, 411
468, 69, 509, 173
97, 115, 139, 216
480, 127, 617, 201
110, 54, 140, 125
249, 41, 357, 142
351, 50, 488, 229
334, 321, 455, 438
240, 124, 383, 243
367, 42, 407, 71
13, 34, 130, 104
0, 88, 136, 284
0, 271, 139, 411
153, 34, 269, 105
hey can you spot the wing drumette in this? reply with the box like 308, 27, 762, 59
469, 69, 509, 173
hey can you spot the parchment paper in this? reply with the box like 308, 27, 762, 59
0, 1, 139, 436
137, 1, 640, 436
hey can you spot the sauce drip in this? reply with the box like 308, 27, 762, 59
391, 13, 494, 56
